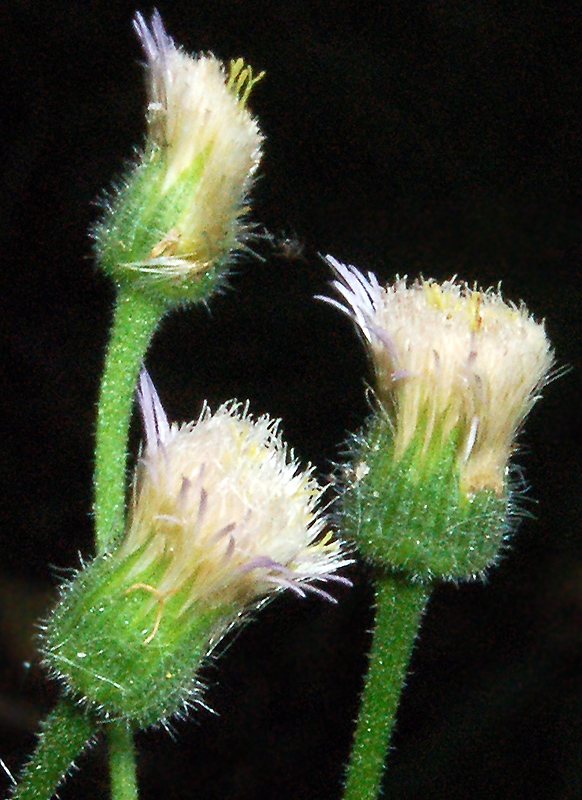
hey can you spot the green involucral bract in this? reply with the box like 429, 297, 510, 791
41, 550, 227, 728
343, 413, 509, 580
94, 150, 222, 305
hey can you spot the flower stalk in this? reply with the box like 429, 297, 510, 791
94, 288, 166, 552
343, 574, 430, 800
9, 699, 96, 800
107, 722, 138, 800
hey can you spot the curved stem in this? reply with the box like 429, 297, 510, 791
94, 288, 166, 553
108, 722, 139, 800
9, 698, 97, 800
343, 573, 431, 800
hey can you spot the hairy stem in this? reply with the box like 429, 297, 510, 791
108, 722, 139, 800
10, 698, 97, 800
343, 573, 431, 800
94, 288, 166, 553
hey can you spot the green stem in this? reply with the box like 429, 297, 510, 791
10, 698, 97, 800
108, 722, 138, 800
94, 288, 166, 553
343, 573, 431, 800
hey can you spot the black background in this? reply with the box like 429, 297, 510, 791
1, 1, 582, 798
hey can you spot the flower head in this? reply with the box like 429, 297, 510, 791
322, 256, 554, 579
324, 256, 553, 496
43, 372, 350, 725
120, 370, 352, 611
94, 11, 263, 303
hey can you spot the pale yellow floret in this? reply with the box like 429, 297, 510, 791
325, 258, 554, 496
144, 48, 262, 195
134, 12, 263, 279
118, 397, 349, 626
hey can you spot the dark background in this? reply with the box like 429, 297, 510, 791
1, 1, 581, 798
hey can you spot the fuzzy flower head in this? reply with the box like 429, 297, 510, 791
94, 10, 263, 304
325, 256, 553, 497
118, 371, 351, 617
321, 256, 555, 579
43, 371, 350, 726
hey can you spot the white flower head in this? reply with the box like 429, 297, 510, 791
323, 255, 554, 497
118, 371, 351, 631
94, 11, 264, 301
41, 375, 350, 726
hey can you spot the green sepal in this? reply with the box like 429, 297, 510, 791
41, 549, 228, 728
93, 147, 225, 305
343, 414, 509, 580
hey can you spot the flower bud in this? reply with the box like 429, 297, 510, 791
323, 256, 554, 580
42, 372, 351, 727
93, 11, 263, 305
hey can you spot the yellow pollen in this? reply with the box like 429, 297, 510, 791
227, 58, 265, 105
